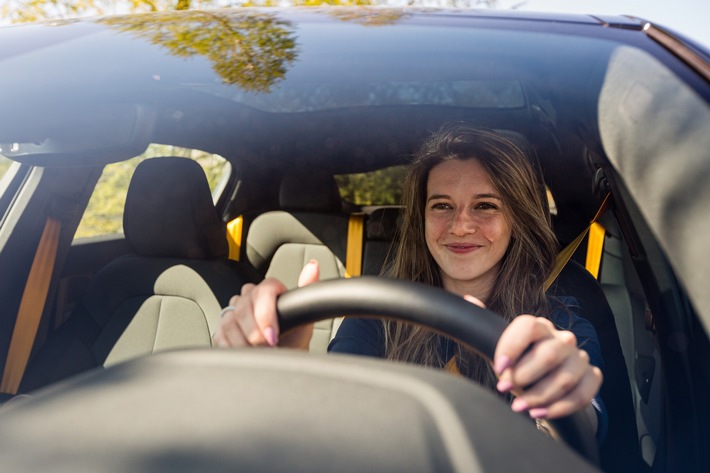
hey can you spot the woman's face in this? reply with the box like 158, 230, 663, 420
424, 158, 512, 297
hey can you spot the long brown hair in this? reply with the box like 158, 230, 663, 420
382, 125, 558, 387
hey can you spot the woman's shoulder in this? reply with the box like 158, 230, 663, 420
327, 317, 385, 357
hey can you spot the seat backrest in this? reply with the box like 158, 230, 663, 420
246, 173, 349, 353
550, 260, 641, 472
362, 206, 402, 276
20, 157, 253, 392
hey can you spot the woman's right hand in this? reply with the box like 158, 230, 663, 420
212, 260, 320, 350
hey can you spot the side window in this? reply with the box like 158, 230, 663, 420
0, 156, 30, 228
74, 145, 230, 240
0, 155, 12, 177
334, 167, 557, 214
334, 165, 406, 206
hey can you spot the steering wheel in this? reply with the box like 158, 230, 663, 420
276, 276, 599, 465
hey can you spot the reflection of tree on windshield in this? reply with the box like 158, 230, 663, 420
327, 7, 406, 26
100, 10, 297, 92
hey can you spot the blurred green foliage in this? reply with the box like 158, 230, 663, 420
336, 166, 405, 206
0, 156, 13, 177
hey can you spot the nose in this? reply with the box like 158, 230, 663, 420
449, 208, 476, 236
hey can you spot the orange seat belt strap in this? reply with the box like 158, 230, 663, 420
226, 215, 243, 261
345, 214, 365, 278
1, 217, 61, 394
585, 222, 606, 280
544, 194, 611, 290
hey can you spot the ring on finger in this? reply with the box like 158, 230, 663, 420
220, 305, 236, 318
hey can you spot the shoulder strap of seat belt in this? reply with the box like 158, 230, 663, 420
1, 216, 61, 394
345, 213, 365, 278
544, 194, 611, 290
585, 222, 606, 280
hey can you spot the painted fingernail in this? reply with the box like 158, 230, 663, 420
511, 398, 529, 413
529, 408, 549, 419
496, 380, 513, 393
494, 355, 511, 375
264, 327, 278, 347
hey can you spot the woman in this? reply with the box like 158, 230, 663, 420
214, 125, 605, 436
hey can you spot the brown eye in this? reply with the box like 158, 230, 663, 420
476, 202, 498, 210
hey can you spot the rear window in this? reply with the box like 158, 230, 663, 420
74, 145, 229, 239
335, 166, 406, 206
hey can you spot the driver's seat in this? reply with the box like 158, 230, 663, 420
550, 260, 643, 472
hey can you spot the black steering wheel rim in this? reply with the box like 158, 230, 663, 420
276, 276, 599, 466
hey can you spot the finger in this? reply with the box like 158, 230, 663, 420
463, 294, 486, 308
529, 365, 603, 419
237, 283, 256, 299
298, 259, 320, 287
494, 315, 555, 375
505, 331, 578, 390
510, 346, 590, 410
213, 307, 249, 348
250, 278, 289, 346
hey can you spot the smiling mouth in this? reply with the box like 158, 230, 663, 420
445, 243, 482, 253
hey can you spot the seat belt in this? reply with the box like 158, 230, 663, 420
544, 194, 611, 289
226, 215, 243, 261
1, 216, 61, 395
329, 213, 365, 340
345, 213, 365, 278
585, 222, 606, 280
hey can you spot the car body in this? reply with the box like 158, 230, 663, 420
0, 6, 708, 473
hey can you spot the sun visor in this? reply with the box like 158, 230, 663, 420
0, 102, 155, 167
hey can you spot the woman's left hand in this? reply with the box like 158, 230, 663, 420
492, 314, 603, 420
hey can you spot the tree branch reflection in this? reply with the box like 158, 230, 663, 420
100, 10, 297, 92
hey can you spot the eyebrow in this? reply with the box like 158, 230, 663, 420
427, 193, 503, 202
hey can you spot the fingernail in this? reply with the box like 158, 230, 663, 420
511, 398, 529, 413
497, 379, 513, 393
264, 327, 278, 347
308, 259, 318, 265
529, 408, 549, 419
494, 355, 511, 375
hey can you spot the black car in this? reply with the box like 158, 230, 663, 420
0, 7, 708, 473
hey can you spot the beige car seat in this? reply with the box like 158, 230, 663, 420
246, 172, 350, 353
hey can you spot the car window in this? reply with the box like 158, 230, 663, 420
335, 165, 406, 206
334, 166, 559, 214
0, 155, 12, 178
74, 145, 229, 240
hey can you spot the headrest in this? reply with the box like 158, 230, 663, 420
123, 157, 228, 260
279, 172, 343, 212
367, 207, 403, 241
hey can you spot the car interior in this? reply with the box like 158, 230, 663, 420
0, 8, 708, 473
